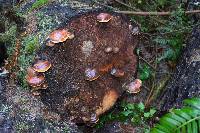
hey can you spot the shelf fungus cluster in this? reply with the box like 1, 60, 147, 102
26, 60, 51, 95
35, 12, 138, 123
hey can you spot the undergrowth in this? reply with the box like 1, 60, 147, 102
151, 97, 200, 133
94, 0, 200, 130
96, 102, 156, 132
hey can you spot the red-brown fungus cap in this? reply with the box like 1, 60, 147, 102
46, 39, 56, 47
126, 79, 142, 94
47, 29, 74, 44
110, 68, 125, 77
97, 13, 112, 23
26, 74, 45, 87
33, 60, 51, 73
27, 67, 37, 77
85, 68, 100, 81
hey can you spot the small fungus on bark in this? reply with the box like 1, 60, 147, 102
126, 79, 142, 94
27, 67, 37, 77
97, 13, 112, 23
110, 68, 125, 77
113, 47, 120, 53
104, 47, 113, 53
46, 29, 74, 46
33, 60, 51, 73
26, 73, 45, 87
85, 68, 100, 81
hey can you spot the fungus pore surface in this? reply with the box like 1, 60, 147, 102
38, 12, 138, 123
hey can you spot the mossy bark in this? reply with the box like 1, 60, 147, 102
158, 26, 200, 111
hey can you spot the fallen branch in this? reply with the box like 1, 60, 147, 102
115, 10, 200, 16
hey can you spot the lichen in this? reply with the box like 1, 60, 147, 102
82, 40, 94, 58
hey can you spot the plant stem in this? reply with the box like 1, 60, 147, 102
115, 10, 200, 16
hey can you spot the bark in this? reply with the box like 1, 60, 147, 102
158, 26, 200, 111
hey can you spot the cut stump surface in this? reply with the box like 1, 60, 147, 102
37, 11, 138, 123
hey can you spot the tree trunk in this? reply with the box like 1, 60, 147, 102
158, 26, 200, 111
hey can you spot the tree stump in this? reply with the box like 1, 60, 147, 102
37, 11, 138, 123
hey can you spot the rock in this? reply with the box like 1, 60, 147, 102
37, 11, 138, 123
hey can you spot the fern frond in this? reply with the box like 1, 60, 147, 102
151, 97, 200, 133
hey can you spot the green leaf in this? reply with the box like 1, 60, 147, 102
151, 128, 166, 133
154, 124, 169, 132
126, 103, 135, 110
144, 112, 151, 118
137, 102, 145, 111
173, 109, 191, 120
121, 110, 132, 117
151, 97, 200, 133
198, 119, 200, 133
150, 109, 156, 116
187, 122, 192, 133
192, 120, 198, 133
164, 113, 186, 123
184, 98, 200, 110
181, 125, 186, 133
139, 64, 151, 80
144, 109, 156, 118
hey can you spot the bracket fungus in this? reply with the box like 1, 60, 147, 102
97, 13, 112, 23
26, 73, 45, 88
104, 47, 113, 53
36, 11, 138, 123
33, 60, 51, 73
85, 68, 100, 81
46, 29, 74, 47
26, 60, 51, 93
126, 79, 142, 94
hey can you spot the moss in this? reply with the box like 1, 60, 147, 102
16, 11, 60, 88
16, 122, 30, 133
17, 34, 39, 88
0, 25, 17, 42
36, 11, 61, 34
24, 35, 39, 54
29, 0, 50, 12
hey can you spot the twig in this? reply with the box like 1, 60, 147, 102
115, 10, 200, 16
149, 22, 200, 36
114, 0, 166, 24
139, 56, 156, 70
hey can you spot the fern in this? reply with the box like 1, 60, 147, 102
151, 97, 200, 133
